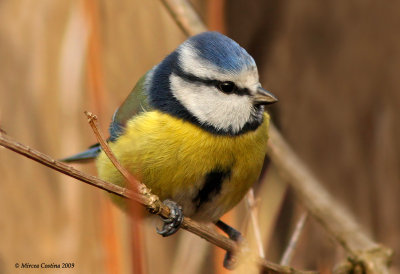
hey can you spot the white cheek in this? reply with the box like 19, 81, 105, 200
170, 74, 253, 133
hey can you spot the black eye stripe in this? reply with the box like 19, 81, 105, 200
173, 66, 250, 96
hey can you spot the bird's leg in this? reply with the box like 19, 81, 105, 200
215, 220, 244, 269
156, 199, 184, 237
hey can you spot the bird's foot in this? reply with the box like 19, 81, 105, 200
216, 220, 244, 269
156, 199, 184, 237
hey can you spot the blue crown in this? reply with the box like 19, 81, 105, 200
183, 32, 256, 73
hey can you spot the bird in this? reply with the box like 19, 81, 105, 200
63, 31, 277, 268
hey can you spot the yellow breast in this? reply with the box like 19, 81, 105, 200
97, 110, 269, 222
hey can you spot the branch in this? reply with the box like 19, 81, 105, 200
0, 129, 315, 274
246, 188, 265, 259
84, 111, 146, 273
85, 111, 143, 191
280, 212, 308, 266
159, 0, 205, 36
158, 0, 393, 273
267, 124, 393, 273
0, 130, 230, 251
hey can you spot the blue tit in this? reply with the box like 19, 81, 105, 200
63, 31, 277, 259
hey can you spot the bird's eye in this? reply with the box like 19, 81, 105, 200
217, 81, 237, 93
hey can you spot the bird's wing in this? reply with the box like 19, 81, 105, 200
62, 73, 151, 163
109, 73, 151, 141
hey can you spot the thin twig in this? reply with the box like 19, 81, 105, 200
84, 111, 145, 274
159, 0, 206, 36
0, 130, 315, 274
85, 111, 142, 191
280, 212, 308, 266
0, 132, 218, 248
158, 0, 393, 273
246, 189, 265, 259
0, 131, 137, 199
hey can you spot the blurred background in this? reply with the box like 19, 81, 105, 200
0, 0, 399, 273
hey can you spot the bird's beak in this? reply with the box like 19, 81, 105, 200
253, 87, 278, 105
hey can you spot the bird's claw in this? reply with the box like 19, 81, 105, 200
156, 199, 184, 237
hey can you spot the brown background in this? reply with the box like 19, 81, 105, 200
0, 0, 399, 273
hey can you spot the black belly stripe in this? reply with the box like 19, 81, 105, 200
193, 168, 231, 209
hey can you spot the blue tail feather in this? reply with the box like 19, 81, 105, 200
61, 144, 101, 163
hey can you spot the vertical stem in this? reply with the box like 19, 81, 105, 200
246, 189, 265, 259
280, 212, 308, 266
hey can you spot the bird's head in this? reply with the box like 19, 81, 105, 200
147, 31, 277, 136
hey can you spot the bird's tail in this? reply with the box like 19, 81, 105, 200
61, 144, 101, 163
